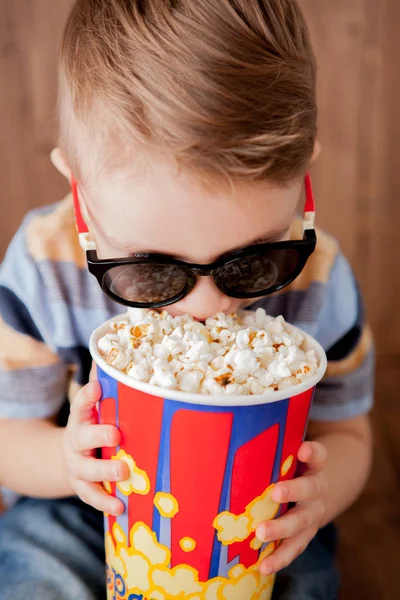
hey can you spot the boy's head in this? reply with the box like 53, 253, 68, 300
55, 0, 318, 320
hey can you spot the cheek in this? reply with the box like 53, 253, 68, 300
240, 298, 263, 309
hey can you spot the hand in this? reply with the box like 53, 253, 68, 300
256, 441, 328, 577
63, 380, 129, 515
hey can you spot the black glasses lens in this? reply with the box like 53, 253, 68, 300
219, 249, 301, 295
104, 263, 188, 304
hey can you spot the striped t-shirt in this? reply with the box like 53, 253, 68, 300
0, 196, 374, 507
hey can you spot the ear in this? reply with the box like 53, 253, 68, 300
50, 147, 71, 180
310, 140, 322, 165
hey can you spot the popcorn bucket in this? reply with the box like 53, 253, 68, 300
90, 315, 327, 600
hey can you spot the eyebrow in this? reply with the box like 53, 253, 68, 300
110, 226, 290, 259
245, 227, 290, 247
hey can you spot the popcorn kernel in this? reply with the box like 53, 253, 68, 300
179, 537, 197, 552
281, 455, 294, 477
112, 450, 151, 497
154, 492, 179, 518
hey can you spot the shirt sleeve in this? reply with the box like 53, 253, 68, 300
310, 251, 375, 422
0, 214, 69, 420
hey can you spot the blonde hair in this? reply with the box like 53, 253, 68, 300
59, 0, 317, 184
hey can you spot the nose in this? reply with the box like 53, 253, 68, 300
175, 276, 231, 320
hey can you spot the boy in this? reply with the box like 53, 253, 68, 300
0, 1, 373, 599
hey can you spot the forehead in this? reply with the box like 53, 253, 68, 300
84, 164, 302, 262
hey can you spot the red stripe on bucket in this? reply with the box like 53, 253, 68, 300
278, 389, 314, 516
228, 424, 279, 567
117, 384, 164, 537
170, 410, 233, 581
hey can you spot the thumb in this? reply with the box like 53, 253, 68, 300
89, 362, 97, 382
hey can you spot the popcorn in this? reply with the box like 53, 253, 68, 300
98, 308, 318, 395
119, 550, 152, 593
126, 362, 150, 382
281, 455, 294, 477
105, 530, 126, 583
113, 450, 151, 497
130, 522, 170, 566
98, 333, 120, 355
152, 565, 203, 596
247, 485, 280, 529
153, 492, 179, 518
149, 592, 165, 600
205, 581, 224, 600
213, 513, 251, 545
103, 480, 112, 494
250, 537, 263, 551
231, 349, 259, 375
150, 358, 177, 389
106, 521, 276, 600
213, 484, 279, 546
179, 537, 197, 552
229, 565, 246, 579
222, 572, 258, 600
177, 370, 204, 394
258, 543, 277, 561
267, 357, 292, 381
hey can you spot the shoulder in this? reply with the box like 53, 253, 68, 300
0, 196, 100, 349
22, 195, 86, 269
287, 218, 339, 293
288, 220, 361, 349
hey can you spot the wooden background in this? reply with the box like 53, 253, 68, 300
0, 1, 399, 597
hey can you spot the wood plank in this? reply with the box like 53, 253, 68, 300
0, 0, 32, 251
0, 0, 70, 258
363, 0, 400, 355
302, 0, 400, 356
301, 0, 367, 263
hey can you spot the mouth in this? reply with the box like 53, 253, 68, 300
155, 309, 206, 324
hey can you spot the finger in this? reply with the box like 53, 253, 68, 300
89, 362, 97, 382
258, 526, 317, 576
69, 456, 129, 484
74, 480, 124, 516
69, 381, 102, 425
256, 502, 323, 542
271, 472, 327, 504
298, 441, 327, 467
69, 424, 121, 453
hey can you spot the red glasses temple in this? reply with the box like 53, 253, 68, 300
71, 177, 89, 235
304, 173, 315, 214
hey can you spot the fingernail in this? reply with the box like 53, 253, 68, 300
260, 564, 273, 577
256, 524, 269, 542
113, 464, 120, 479
110, 503, 121, 515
